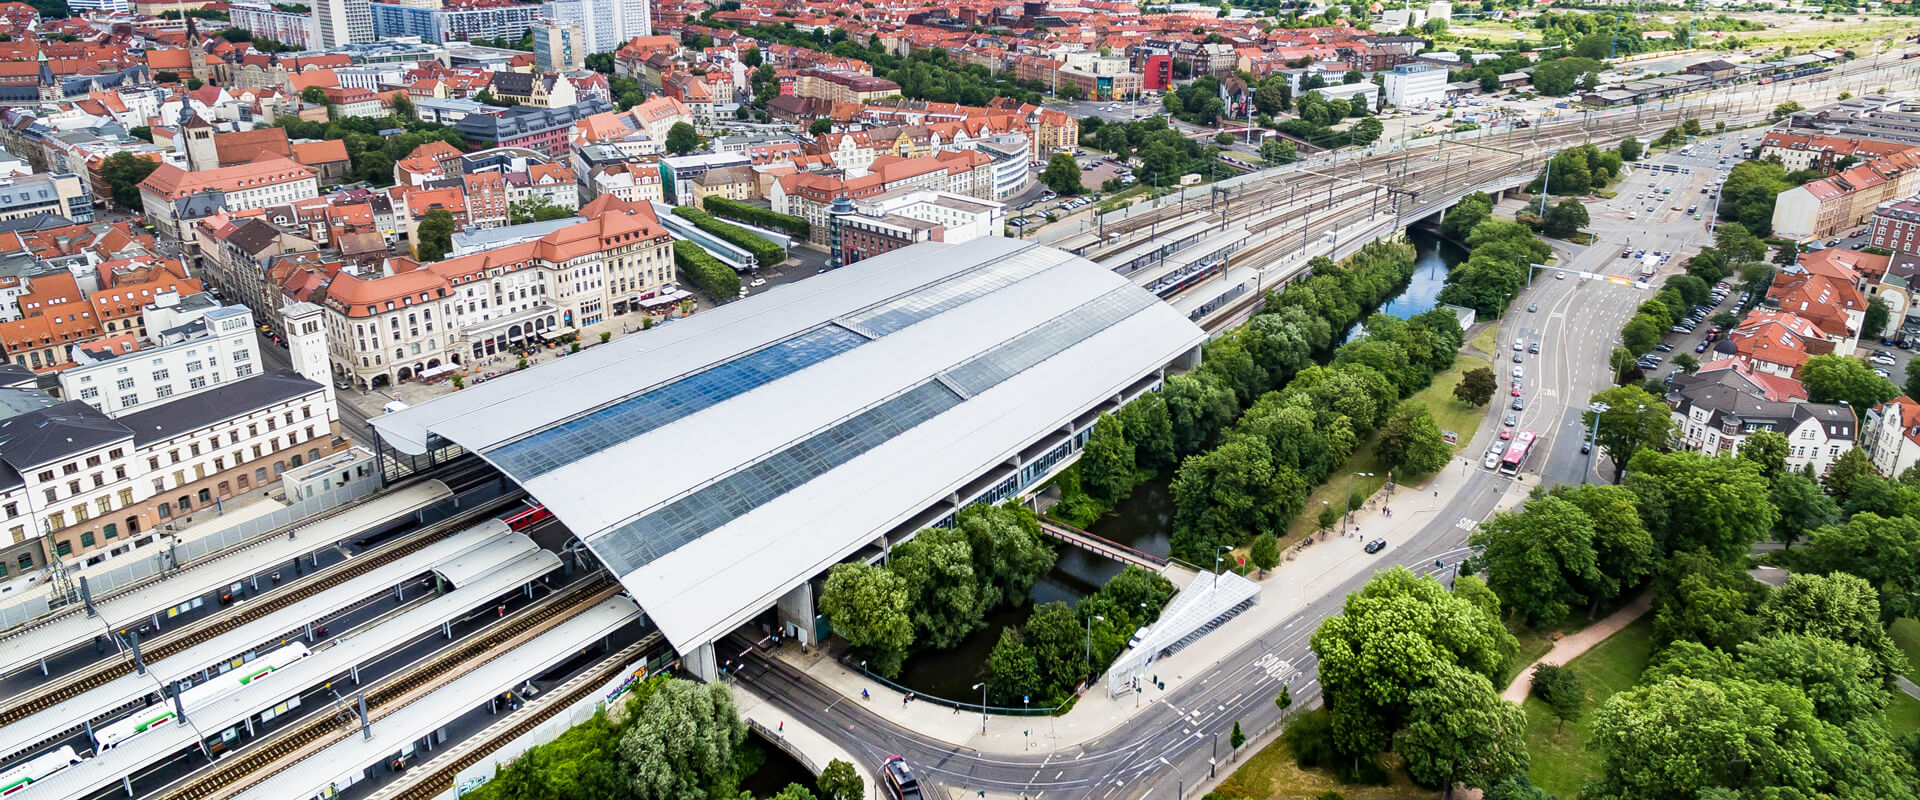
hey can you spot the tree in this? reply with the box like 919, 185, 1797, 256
1454, 366, 1496, 406
818, 563, 913, 676
1586, 676, 1845, 800
1163, 372, 1239, 457
619, 679, 748, 800
890, 527, 981, 649
1737, 430, 1790, 481
415, 208, 456, 262
99, 151, 160, 210
1865, 295, 1892, 339
1823, 446, 1877, 501
1275, 685, 1292, 712
390, 92, 415, 121
1170, 437, 1306, 563
1904, 355, 1920, 401
1801, 354, 1898, 421
665, 122, 700, 155
1115, 393, 1176, 475
1468, 496, 1603, 626
1040, 153, 1083, 195
1376, 403, 1451, 477
509, 197, 576, 225
1780, 511, 1920, 622
1078, 413, 1135, 503
300, 85, 330, 106
1549, 484, 1655, 614
984, 628, 1042, 705
1626, 450, 1777, 562
1259, 136, 1296, 165
1310, 568, 1518, 760
1440, 192, 1492, 241
1769, 471, 1840, 550
1531, 663, 1584, 729
1761, 572, 1907, 682
1394, 668, 1530, 797
1349, 117, 1383, 146
817, 760, 862, 800
1617, 135, 1642, 162
1230, 720, 1246, 749
808, 118, 833, 135
1737, 633, 1890, 725
1543, 198, 1589, 239
1583, 386, 1673, 483
1672, 353, 1699, 374
1249, 532, 1279, 575
1773, 100, 1804, 119
1650, 550, 1766, 652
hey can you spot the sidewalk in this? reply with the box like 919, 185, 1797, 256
1499, 593, 1652, 704
774, 453, 1536, 755
731, 682, 879, 800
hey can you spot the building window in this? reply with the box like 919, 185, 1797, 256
79, 531, 93, 548
54, 540, 70, 556
156, 385, 173, 399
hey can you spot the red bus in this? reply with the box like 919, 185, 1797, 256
1500, 431, 1536, 476
503, 502, 552, 531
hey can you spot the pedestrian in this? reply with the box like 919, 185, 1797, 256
497, 604, 505, 619
778, 721, 784, 733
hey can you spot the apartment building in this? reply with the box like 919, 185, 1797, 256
792, 69, 903, 105
0, 172, 92, 225
320, 197, 672, 389
1667, 367, 1855, 475
1865, 394, 1920, 477
136, 158, 321, 243
57, 299, 260, 417
1868, 199, 1920, 257
771, 150, 994, 245
0, 369, 341, 571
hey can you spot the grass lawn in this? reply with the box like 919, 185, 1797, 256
1469, 326, 1500, 357
1280, 349, 1492, 543
1889, 691, 1920, 734
1892, 617, 1920, 675
1519, 617, 1656, 798
1215, 735, 1439, 800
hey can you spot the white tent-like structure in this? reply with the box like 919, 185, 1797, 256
1104, 570, 1261, 697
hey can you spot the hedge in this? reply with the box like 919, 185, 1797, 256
671, 206, 785, 268
672, 239, 741, 301
700, 196, 809, 240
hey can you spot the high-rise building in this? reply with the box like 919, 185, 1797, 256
313, 0, 373, 48
533, 20, 587, 72
541, 0, 647, 53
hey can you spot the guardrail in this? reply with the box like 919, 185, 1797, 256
845, 658, 1062, 716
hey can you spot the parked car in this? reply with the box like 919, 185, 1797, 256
1695, 341, 1710, 353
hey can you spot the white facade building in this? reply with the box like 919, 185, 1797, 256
1383, 63, 1448, 108
59, 301, 261, 417
313, 0, 374, 48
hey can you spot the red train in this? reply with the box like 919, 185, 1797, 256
503, 502, 553, 532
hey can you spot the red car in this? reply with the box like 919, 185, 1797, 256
1499, 429, 1513, 440
1511, 387, 1523, 396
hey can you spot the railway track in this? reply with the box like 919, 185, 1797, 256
0, 490, 527, 747
154, 574, 619, 800
375, 633, 653, 800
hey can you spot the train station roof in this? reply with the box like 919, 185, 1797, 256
372, 238, 1206, 652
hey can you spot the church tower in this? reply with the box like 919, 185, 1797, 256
182, 114, 217, 172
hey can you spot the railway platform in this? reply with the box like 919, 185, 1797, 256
0, 523, 533, 765
21, 547, 562, 800
0, 481, 455, 681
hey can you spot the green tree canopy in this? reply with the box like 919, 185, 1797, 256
1625, 449, 1777, 561
1799, 353, 1898, 420
1584, 385, 1674, 482
618, 679, 748, 800
1040, 152, 1083, 195
818, 562, 913, 676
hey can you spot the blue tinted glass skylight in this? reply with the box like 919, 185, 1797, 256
588, 381, 965, 575
485, 325, 868, 479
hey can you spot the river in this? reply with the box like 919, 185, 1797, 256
1344, 229, 1470, 340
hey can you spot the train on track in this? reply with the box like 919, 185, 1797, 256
95, 642, 312, 751
0, 747, 79, 797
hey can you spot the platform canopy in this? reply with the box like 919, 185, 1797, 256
372, 238, 1206, 652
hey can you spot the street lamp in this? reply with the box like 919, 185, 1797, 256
1343, 472, 1374, 534
1213, 545, 1229, 588
971, 682, 987, 735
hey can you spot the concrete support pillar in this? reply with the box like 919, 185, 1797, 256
776, 582, 815, 646
684, 641, 719, 682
